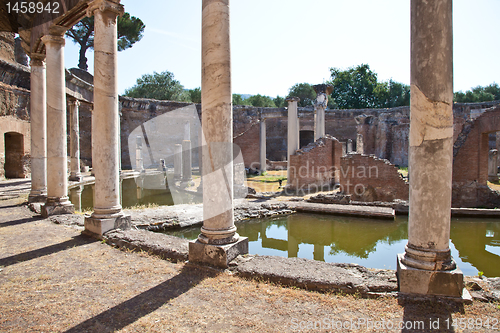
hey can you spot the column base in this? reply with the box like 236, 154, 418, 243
84, 213, 131, 236
28, 193, 47, 203
41, 199, 75, 218
397, 253, 468, 299
69, 173, 83, 182
189, 236, 249, 268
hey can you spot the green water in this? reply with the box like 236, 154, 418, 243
68, 175, 201, 211
168, 213, 500, 277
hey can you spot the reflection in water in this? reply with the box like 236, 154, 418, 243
68, 174, 200, 211
169, 213, 500, 277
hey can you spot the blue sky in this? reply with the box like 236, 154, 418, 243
63, 0, 500, 98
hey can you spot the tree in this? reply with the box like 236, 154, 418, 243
454, 83, 500, 103
273, 95, 286, 108
287, 83, 316, 107
66, 12, 145, 71
188, 87, 201, 103
374, 79, 410, 108
328, 64, 379, 109
232, 94, 245, 105
124, 70, 189, 101
244, 94, 276, 107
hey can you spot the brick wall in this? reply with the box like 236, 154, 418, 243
287, 136, 342, 191
452, 105, 500, 207
339, 153, 409, 202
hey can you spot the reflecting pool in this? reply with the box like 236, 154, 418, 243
167, 213, 500, 277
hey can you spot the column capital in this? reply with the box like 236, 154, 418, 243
30, 53, 46, 67
41, 34, 65, 47
286, 96, 300, 103
68, 99, 81, 107
87, 0, 124, 17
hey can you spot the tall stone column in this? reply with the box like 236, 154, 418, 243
313, 84, 333, 141
174, 143, 182, 181
135, 136, 143, 171
286, 97, 300, 180
189, 0, 248, 268
69, 100, 82, 181
84, 0, 130, 235
182, 121, 193, 185
41, 33, 74, 217
398, 0, 466, 299
259, 118, 266, 172
488, 149, 498, 182
28, 53, 47, 203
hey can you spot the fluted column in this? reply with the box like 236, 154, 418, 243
69, 99, 82, 181
84, 0, 130, 235
41, 33, 74, 217
259, 118, 266, 172
286, 97, 300, 181
189, 0, 248, 268
398, 0, 465, 299
28, 53, 47, 203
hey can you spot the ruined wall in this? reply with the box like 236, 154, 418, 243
452, 105, 500, 208
338, 153, 409, 202
0, 54, 31, 178
119, 97, 201, 170
287, 136, 342, 191
0, 32, 15, 64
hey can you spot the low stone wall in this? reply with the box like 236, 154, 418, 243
339, 153, 409, 202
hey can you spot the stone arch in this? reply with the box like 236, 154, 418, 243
4, 131, 24, 178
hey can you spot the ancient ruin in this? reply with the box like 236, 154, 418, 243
1, 0, 499, 309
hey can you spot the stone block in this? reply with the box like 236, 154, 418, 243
41, 203, 75, 217
397, 253, 466, 298
189, 237, 249, 268
84, 214, 131, 236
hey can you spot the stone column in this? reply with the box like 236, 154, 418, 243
398, 0, 466, 299
28, 53, 47, 203
286, 97, 300, 180
84, 0, 130, 235
313, 84, 332, 141
259, 118, 266, 172
347, 139, 353, 153
356, 133, 364, 154
174, 144, 182, 181
189, 0, 248, 268
181, 139, 193, 185
69, 100, 82, 181
488, 149, 498, 182
41, 33, 74, 217
135, 136, 143, 171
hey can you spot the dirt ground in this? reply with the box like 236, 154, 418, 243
0, 192, 499, 332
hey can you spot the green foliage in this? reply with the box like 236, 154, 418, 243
273, 95, 286, 108
66, 12, 145, 70
287, 83, 316, 107
454, 83, 500, 103
188, 87, 201, 103
328, 64, 409, 109
375, 79, 410, 108
244, 94, 276, 107
328, 64, 379, 109
478, 271, 484, 278
232, 94, 246, 105
124, 70, 189, 101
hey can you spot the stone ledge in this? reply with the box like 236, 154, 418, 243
104, 228, 189, 261
230, 255, 398, 297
